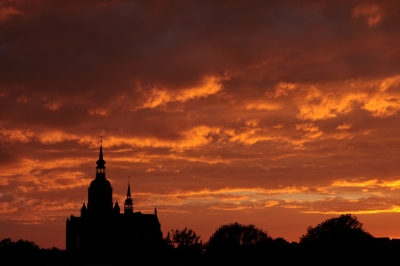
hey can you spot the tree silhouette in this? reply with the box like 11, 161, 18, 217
0, 238, 40, 258
300, 214, 373, 246
206, 222, 272, 261
299, 214, 375, 261
164, 228, 204, 258
272, 237, 290, 249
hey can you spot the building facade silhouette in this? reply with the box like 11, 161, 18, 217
66, 143, 162, 252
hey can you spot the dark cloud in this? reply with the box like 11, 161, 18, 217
1, 0, 400, 248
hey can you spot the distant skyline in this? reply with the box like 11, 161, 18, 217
1, 0, 400, 249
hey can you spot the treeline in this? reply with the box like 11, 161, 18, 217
1, 214, 399, 264
160, 214, 398, 263
0, 238, 64, 259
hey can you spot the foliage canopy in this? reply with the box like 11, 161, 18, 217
164, 228, 204, 257
206, 222, 273, 260
299, 214, 373, 247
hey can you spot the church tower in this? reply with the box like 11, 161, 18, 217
87, 140, 113, 214
66, 141, 162, 252
124, 180, 133, 214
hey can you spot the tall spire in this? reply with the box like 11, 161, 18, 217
96, 137, 106, 169
124, 176, 133, 214
88, 137, 112, 213
127, 176, 131, 198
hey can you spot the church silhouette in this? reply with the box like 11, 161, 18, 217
66, 142, 162, 253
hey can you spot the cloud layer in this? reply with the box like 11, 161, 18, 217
1, 0, 400, 248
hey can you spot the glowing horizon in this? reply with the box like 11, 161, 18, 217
1, 0, 400, 249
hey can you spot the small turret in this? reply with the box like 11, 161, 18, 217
96, 138, 106, 174
124, 178, 133, 214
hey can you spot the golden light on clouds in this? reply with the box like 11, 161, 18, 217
1, 0, 400, 249
245, 101, 282, 111
332, 179, 400, 190
303, 207, 400, 215
138, 76, 224, 109
337, 123, 351, 130
266, 82, 297, 99
88, 108, 109, 116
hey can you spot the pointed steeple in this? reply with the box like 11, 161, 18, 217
124, 177, 133, 214
127, 181, 131, 198
88, 138, 113, 213
154, 207, 157, 216
96, 137, 106, 169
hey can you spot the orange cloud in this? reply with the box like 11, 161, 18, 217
266, 82, 297, 99
245, 101, 282, 111
0, 6, 23, 22
293, 75, 400, 120
125, 186, 334, 210
353, 4, 383, 26
296, 87, 365, 120
88, 108, 109, 116
0, 202, 18, 214
0, 128, 36, 143
137, 76, 225, 109
295, 123, 322, 139
332, 179, 400, 189
303, 206, 400, 215
42, 102, 61, 111
2, 0, 400, 248
337, 123, 351, 130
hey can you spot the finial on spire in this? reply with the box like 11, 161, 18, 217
96, 137, 106, 169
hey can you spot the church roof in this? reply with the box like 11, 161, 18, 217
89, 177, 112, 189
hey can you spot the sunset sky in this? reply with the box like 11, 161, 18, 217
1, 0, 400, 249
